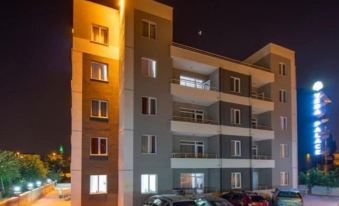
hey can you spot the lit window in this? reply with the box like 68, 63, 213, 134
91, 62, 108, 81
231, 172, 242, 189
231, 108, 241, 125
141, 174, 157, 194
142, 97, 157, 115
180, 75, 208, 89
141, 135, 157, 154
91, 137, 108, 156
280, 116, 288, 130
279, 89, 287, 103
142, 20, 157, 40
280, 171, 288, 186
91, 100, 108, 118
141, 58, 157, 78
230, 76, 241, 93
231, 140, 241, 157
91, 25, 108, 45
180, 173, 204, 189
279, 63, 287, 76
90, 175, 107, 194
280, 144, 288, 158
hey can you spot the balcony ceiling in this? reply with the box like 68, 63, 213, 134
173, 57, 218, 75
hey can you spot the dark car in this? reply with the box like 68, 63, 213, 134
193, 195, 234, 206
220, 191, 268, 206
143, 194, 197, 206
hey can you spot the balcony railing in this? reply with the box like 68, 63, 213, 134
171, 79, 218, 91
172, 153, 218, 159
251, 91, 272, 102
251, 124, 272, 130
173, 116, 218, 125
252, 155, 271, 160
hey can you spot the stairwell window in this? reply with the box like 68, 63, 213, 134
91, 100, 108, 118
231, 172, 242, 189
141, 135, 157, 154
90, 137, 108, 156
230, 76, 241, 93
142, 97, 157, 115
91, 62, 108, 81
141, 174, 157, 194
142, 20, 157, 40
280, 144, 288, 158
91, 24, 108, 45
279, 89, 287, 103
141, 58, 157, 78
279, 63, 287, 76
280, 116, 288, 130
90, 175, 107, 194
280, 171, 288, 186
231, 140, 241, 157
231, 108, 241, 125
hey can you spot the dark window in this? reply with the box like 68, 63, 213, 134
90, 137, 108, 155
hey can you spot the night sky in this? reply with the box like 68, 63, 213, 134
1, 1, 338, 166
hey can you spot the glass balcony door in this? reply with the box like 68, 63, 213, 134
180, 140, 204, 158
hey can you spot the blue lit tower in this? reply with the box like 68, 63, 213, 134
312, 81, 331, 169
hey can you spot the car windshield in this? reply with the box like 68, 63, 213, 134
250, 195, 265, 201
173, 201, 197, 206
277, 191, 302, 199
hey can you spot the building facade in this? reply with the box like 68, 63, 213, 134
71, 0, 298, 206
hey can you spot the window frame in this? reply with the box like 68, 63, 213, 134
91, 99, 109, 119
231, 108, 241, 125
141, 135, 157, 154
91, 24, 109, 46
279, 89, 287, 103
141, 19, 157, 40
89, 174, 107, 195
280, 144, 288, 158
90, 137, 108, 156
230, 76, 241, 93
141, 96, 157, 115
231, 172, 242, 189
90, 61, 108, 82
279, 62, 287, 76
141, 57, 157, 78
141, 174, 158, 194
231, 140, 242, 157
280, 171, 288, 186
280, 116, 288, 130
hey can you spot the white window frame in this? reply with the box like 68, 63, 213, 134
280, 171, 288, 186
280, 116, 288, 130
142, 96, 157, 115
90, 61, 108, 82
279, 89, 287, 103
141, 174, 158, 194
91, 24, 109, 45
280, 144, 288, 158
179, 140, 204, 158
91, 100, 108, 118
279, 62, 287, 76
231, 140, 241, 157
179, 107, 205, 122
142, 19, 157, 40
231, 172, 242, 189
231, 108, 241, 125
90, 175, 107, 194
90, 137, 108, 156
141, 57, 157, 78
141, 135, 157, 154
180, 173, 204, 189
230, 76, 241, 93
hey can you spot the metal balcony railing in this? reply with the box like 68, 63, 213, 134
172, 116, 218, 125
251, 90, 272, 102
251, 124, 273, 130
172, 152, 218, 159
171, 79, 218, 91
252, 155, 272, 160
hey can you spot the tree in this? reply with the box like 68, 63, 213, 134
45, 153, 69, 182
19, 154, 47, 182
0, 151, 20, 195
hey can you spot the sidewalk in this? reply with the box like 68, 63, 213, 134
304, 195, 339, 206
32, 190, 70, 206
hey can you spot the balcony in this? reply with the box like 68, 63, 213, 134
251, 159, 275, 168
251, 123, 274, 141
172, 152, 218, 159
171, 79, 219, 106
250, 90, 274, 114
252, 155, 271, 160
171, 116, 219, 137
171, 158, 220, 169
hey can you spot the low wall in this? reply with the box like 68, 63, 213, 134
0, 184, 54, 206
311, 186, 339, 196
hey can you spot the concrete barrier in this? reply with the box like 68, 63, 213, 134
311, 186, 339, 196
0, 184, 54, 206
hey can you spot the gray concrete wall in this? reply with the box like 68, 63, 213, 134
220, 135, 251, 159
220, 69, 251, 97
253, 168, 272, 187
220, 102, 251, 128
257, 112, 272, 128
221, 168, 252, 191
254, 140, 272, 157
133, 9, 173, 204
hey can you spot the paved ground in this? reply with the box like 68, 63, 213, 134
304, 195, 339, 206
32, 190, 70, 206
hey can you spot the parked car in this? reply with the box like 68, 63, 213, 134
193, 195, 234, 206
272, 189, 303, 206
220, 191, 268, 206
143, 194, 197, 206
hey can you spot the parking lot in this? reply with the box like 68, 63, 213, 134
304, 195, 339, 206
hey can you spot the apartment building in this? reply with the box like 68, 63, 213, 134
71, 0, 298, 206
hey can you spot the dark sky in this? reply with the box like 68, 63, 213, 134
1, 1, 338, 163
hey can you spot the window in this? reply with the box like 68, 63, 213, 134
280, 171, 288, 186
91, 100, 108, 118
231, 140, 241, 157
280, 144, 288, 158
141, 58, 157, 78
231, 108, 241, 125
141, 174, 157, 194
179, 107, 204, 122
279, 89, 287, 103
142, 20, 157, 39
142, 97, 157, 115
90, 175, 107, 194
91, 62, 108, 81
230, 76, 241, 93
279, 63, 287, 76
91, 24, 108, 45
180, 173, 204, 189
252, 145, 258, 156
280, 116, 288, 130
231, 172, 242, 189
141, 135, 157, 154
179, 140, 204, 158
90, 137, 108, 156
